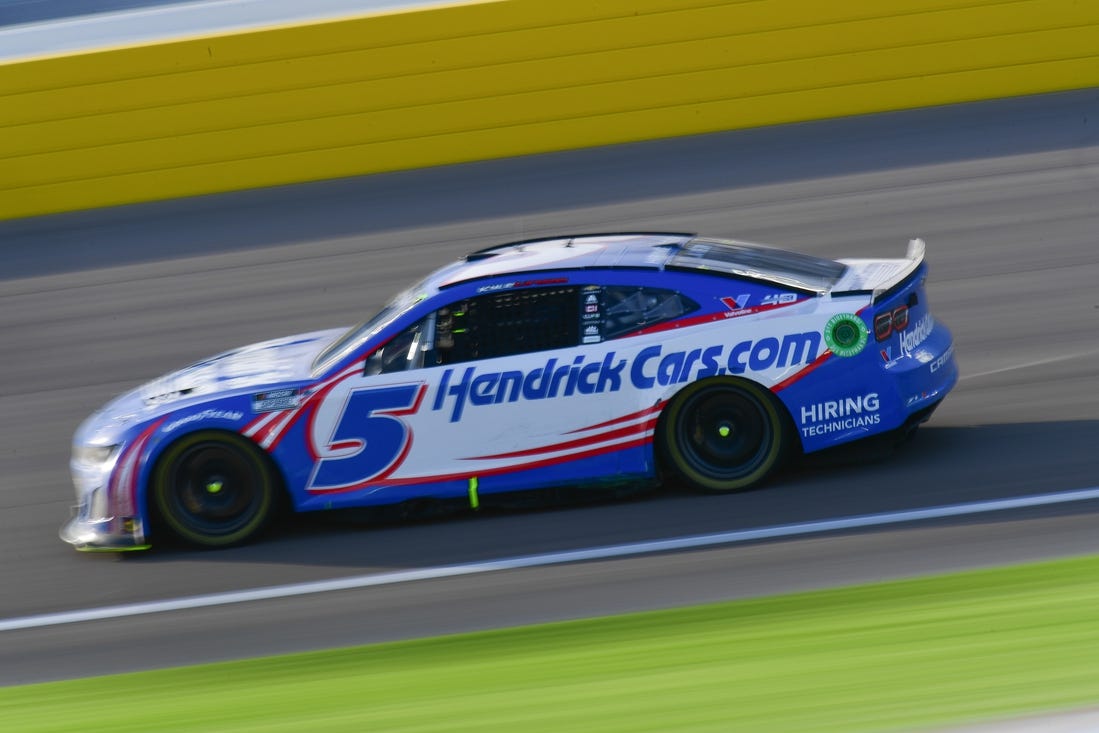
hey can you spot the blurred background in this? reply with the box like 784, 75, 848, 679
1, 1, 1098, 730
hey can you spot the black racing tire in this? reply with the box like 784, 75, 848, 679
151, 431, 279, 548
659, 378, 787, 493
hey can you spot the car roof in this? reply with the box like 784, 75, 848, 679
431, 233, 691, 289
429, 232, 846, 294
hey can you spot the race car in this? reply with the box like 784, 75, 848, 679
62, 233, 957, 551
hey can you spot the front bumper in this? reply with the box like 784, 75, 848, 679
59, 512, 149, 552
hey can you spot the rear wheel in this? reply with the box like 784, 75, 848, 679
152, 431, 278, 548
660, 379, 787, 492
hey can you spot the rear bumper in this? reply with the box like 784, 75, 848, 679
785, 320, 957, 453
892, 339, 957, 419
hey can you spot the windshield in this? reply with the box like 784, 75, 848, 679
311, 283, 431, 376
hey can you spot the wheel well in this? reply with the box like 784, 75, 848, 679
145, 428, 292, 538
654, 376, 801, 475
767, 386, 802, 456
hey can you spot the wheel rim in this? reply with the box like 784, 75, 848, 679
167, 442, 264, 537
675, 386, 771, 480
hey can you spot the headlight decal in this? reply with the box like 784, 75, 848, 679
73, 444, 120, 465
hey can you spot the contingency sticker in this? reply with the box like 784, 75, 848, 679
580, 286, 603, 344
252, 388, 303, 413
824, 313, 868, 358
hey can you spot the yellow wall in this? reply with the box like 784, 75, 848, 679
2, 0, 1098, 220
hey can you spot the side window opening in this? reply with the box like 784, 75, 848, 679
602, 286, 699, 339
436, 286, 580, 366
365, 312, 436, 375
362, 284, 697, 374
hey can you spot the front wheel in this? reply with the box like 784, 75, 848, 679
152, 431, 279, 548
659, 379, 787, 493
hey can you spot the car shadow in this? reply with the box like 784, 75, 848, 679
117, 419, 1099, 569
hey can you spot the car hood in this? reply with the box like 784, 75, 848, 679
137, 328, 344, 405
75, 328, 345, 445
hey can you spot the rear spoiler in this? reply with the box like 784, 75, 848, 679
903, 237, 925, 273
831, 238, 926, 303
875, 238, 925, 303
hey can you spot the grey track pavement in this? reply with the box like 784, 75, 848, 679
0, 0, 186, 26
0, 0, 429, 59
1, 89, 1098, 688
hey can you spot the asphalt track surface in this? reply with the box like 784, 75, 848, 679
0, 0, 415, 28
0, 0, 428, 60
0, 0, 183, 26
1, 89, 1098, 687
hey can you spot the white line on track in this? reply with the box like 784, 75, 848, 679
4, 486, 1099, 633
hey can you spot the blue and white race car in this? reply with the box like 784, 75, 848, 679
62, 233, 957, 550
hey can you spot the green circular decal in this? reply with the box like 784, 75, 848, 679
824, 313, 868, 357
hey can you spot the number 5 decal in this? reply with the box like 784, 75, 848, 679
308, 383, 426, 493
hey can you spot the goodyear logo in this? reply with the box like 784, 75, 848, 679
433, 332, 821, 421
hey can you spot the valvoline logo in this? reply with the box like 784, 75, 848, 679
433, 332, 822, 421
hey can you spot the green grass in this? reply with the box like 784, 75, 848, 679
6, 554, 1099, 733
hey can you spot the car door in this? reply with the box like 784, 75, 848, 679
296, 284, 607, 507
297, 280, 707, 509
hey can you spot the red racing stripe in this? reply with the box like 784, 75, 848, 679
468, 417, 658, 461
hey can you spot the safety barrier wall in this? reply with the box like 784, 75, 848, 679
1, 0, 1098, 220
